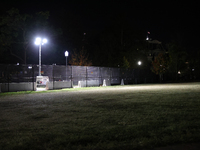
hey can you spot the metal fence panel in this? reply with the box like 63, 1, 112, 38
40, 65, 53, 80
72, 66, 87, 85
0, 64, 157, 92
0, 64, 34, 83
53, 65, 67, 81
121, 68, 135, 84
99, 67, 112, 86
86, 66, 100, 87
110, 68, 120, 85
0, 65, 7, 83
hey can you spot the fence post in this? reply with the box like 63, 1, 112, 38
52, 65, 54, 90
86, 66, 88, 87
32, 65, 34, 91
65, 64, 68, 82
98, 67, 100, 86
99, 69, 103, 85
7, 65, 9, 92
71, 66, 73, 88
110, 68, 112, 86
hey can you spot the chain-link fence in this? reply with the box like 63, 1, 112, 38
0, 64, 156, 92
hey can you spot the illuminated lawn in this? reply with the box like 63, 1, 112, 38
0, 82, 200, 150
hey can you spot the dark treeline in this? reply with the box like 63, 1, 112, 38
0, 8, 200, 82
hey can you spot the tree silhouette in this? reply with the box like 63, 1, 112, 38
69, 49, 92, 66
151, 53, 169, 82
122, 56, 130, 69
0, 8, 51, 64
167, 42, 187, 81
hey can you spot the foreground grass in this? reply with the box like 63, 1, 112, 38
0, 83, 200, 150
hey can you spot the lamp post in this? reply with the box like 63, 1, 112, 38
65, 51, 69, 82
35, 38, 47, 76
65, 51, 69, 66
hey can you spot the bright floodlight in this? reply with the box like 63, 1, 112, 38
35, 37, 47, 45
35, 38, 41, 45
138, 61, 142, 65
65, 51, 69, 57
43, 39, 47, 44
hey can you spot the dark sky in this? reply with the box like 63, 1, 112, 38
2, 1, 199, 41
1, 0, 200, 64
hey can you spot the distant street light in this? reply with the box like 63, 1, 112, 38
136, 61, 142, 84
65, 51, 69, 66
35, 37, 47, 76
138, 61, 142, 66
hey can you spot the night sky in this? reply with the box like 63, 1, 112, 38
1, 0, 200, 65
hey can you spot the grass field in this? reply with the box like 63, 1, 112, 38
0, 82, 200, 150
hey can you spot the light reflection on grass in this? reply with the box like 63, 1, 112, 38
0, 82, 200, 149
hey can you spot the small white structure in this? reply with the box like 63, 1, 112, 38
78, 81, 81, 88
103, 79, 106, 86
121, 79, 124, 85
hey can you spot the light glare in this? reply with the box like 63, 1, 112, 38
35, 38, 41, 45
36, 37, 41, 42
35, 37, 47, 45
65, 51, 69, 57
43, 39, 47, 43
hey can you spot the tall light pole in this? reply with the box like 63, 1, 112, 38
35, 38, 47, 76
65, 51, 69, 66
